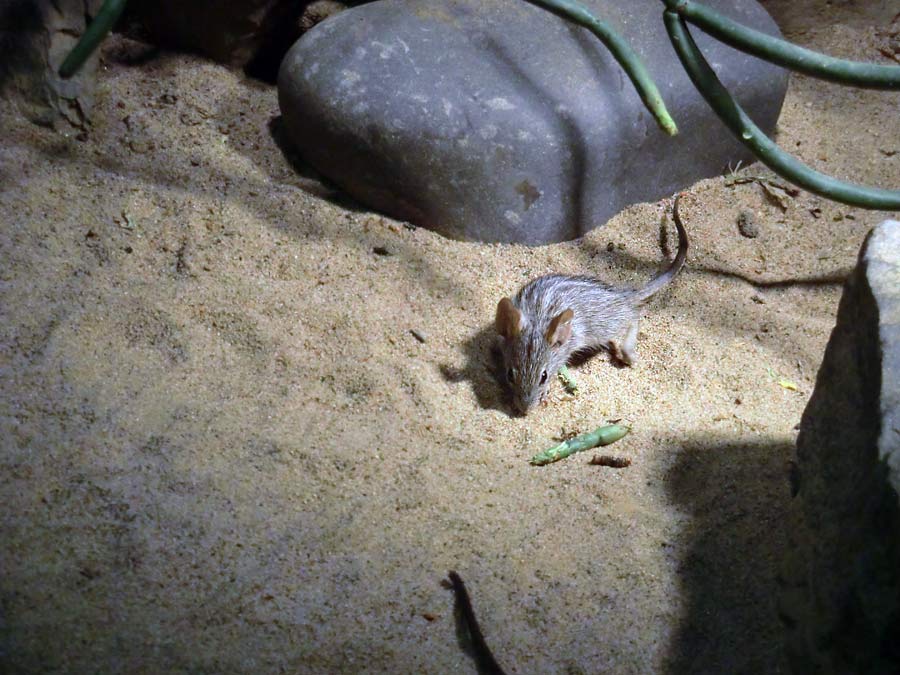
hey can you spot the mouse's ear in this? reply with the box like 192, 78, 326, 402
495, 297, 522, 339
546, 308, 574, 348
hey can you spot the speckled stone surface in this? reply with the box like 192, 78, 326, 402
278, 0, 788, 243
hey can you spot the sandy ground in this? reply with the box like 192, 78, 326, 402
2, 1, 899, 672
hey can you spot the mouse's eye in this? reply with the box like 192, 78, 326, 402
507, 367, 515, 381
540, 370, 548, 384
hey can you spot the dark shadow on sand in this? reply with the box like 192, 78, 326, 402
662, 436, 794, 673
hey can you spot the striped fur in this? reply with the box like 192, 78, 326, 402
496, 197, 688, 414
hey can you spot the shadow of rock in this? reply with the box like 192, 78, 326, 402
663, 437, 794, 673
267, 115, 349, 204
778, 220, 900, 674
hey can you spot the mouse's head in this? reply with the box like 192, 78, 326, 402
495, 297, 573, 415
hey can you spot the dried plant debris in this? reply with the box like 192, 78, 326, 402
724, 172, 799, 211
875, 12, 900, 63
759, 181, 796, 211
589, 455, 632, 468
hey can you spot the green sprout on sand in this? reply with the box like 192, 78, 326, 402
557, 364, 579, 395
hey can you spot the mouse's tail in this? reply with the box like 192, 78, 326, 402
633, 194, 689, 304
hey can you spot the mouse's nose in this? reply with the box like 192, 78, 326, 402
513, 393, 537, 416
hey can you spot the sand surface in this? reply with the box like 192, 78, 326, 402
2, 1, 899, 672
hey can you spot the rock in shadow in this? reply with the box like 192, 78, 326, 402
441, 324, 513, 417
663, 437, 794, 673
267, 115, 343, 201
0, 0, 42, 93
268, 114, 399, 217
102, 38, 166, 70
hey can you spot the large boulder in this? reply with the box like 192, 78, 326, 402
278, 0, 788, 243
780, 220, 900, 673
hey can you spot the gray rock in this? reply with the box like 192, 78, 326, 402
0, 0, 105, 129
779, 220, 900, 673
278, 0, 788, 243
124, 0, 284, 68
122, 1, 354, 77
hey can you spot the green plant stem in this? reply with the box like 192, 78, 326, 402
59, 0, 129, 79
524, 0, 678, 136
557, 365, 578, 394
664, 11, 900, 210
530, 424, 630, 466
663, 0, 900, 90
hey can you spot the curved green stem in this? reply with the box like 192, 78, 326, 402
524, 0, 678, 136
530, 424, 630, 466
663, 0, 900, 90
664, 11, 900, 210
58, 0, 129, 79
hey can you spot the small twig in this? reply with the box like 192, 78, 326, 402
724, 173, 801, 194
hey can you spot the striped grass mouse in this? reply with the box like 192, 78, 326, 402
495, 195, 688, 415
